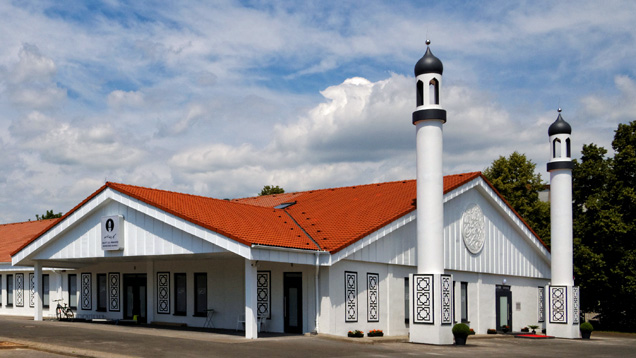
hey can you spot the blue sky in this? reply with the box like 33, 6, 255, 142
1, 0, 635, 222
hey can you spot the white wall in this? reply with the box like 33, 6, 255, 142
0, 270, 62, 318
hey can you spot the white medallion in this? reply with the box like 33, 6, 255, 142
462, 203, 485, 254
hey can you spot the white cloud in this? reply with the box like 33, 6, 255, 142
107, 90, 145, 109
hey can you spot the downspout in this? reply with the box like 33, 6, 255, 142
315, 251, 320, 334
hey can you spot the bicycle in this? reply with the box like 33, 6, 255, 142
53, 299, 74, 320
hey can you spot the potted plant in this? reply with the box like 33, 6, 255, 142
580, 322, 594, 339
487, 328, 497, 334
452, 323, 471, 345
521, 327, 529, 333
501, 325, 510, 333
367, 329, 384, 337
528, 325, 540, 334
348, 330, 364, 338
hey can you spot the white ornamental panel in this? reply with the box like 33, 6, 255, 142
157, 272, 170, 314
367, 273, 379, 322
549, 286, 567, 324
81, 273, 92, 310
441, 275, 452, 325
413, 274, 433, 324
345, 271, 358, 322
461, 203, 485, 254
109, 273, 120, 312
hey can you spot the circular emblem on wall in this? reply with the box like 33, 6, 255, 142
461, 203, 485, 254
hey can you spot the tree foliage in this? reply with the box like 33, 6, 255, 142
483, 151, 551, 246
573, 121, 636, 331
258, 185, 285, 196
35, 209, 62, 220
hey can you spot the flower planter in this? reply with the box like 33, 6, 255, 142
581, 331, 591, 339
454, 335, 467, 345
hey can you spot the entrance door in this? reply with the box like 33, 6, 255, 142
284, 273, 302, 334
496, 285, 512, 331
123, 274, 147, 323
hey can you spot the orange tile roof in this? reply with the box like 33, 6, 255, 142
0, 219, 60, 262
11, 171, 544, 257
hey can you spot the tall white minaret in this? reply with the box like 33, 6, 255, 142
546, 109, 580, 338
409, 40, 453, 345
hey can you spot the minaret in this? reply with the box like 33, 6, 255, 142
409, 40, 453, 345
546, 109, 580, 338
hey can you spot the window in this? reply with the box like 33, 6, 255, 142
566, 138, 571, 157
174, 273, 187, 316
553, 138, 562, 158
429, 78, 439, 105
43, 275, 50, 308
97, 274, 107, 312
461, 282, 468, 323
194, 273, 207, 317
416, 80, 423, 106
68, 274, 77, 309
7, 274, 13, 307
404, 277, 409, 324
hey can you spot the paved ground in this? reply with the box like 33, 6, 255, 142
0, 316, 634, 357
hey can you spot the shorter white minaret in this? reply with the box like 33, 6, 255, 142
546, 109, 580, 338
409, 40, 453, 345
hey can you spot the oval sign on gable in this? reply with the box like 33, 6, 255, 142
462, 203, 485, 254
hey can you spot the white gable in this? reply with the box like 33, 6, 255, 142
12, 188, 250, 267
330, 177, 551, 279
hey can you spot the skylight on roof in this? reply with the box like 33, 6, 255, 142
274, 201, 297, 209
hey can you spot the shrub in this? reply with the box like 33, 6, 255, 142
487, 328, 497, 334
452, 323, 471, 337
521, 327, 529, 332
580, 322, 594, 333
469, 328, 475, 335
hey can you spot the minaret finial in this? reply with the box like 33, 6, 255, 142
558, 107, 562, 113
426, 39, 431, 46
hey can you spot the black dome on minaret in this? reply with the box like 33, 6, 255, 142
548, 110, 572, 136
414, 45, 443, 76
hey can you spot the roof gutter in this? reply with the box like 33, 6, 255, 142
250, 244, 329, 255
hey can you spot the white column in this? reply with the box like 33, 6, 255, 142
550, 169, 574, 286
146, 260, 155, 324
244, 259, 258, 339
34, 262, 43, 321
416, 120, 444, 274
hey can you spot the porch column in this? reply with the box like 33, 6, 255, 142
245, 259, 258, 339
34, 262, 43, 321
147, 260, 155, 324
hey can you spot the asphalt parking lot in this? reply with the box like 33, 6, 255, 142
0, 316, 634, 357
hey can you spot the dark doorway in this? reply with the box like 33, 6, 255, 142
496, 285, 512, 331
283, 272, 302, 334
124, 274, 147, 323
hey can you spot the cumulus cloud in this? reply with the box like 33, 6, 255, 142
3, 44, 67, 109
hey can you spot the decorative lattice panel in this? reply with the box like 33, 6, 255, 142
108, 273, 120, 312
15, 273, 24, 307
367, 273, 379, 322
441, 275, 452, 324
29, 273, 35, 307
257, 271, 271, 319
413, 274, 433, 324
538, 287, 545, 322
549, 286, 567, 324
573, 286, 580, 324
157, 272, 170, 314
345, 271, 358, 322
81, 273, 92, 310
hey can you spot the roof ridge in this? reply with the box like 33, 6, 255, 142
235, 171, 482, 202
0, 218, 59, 228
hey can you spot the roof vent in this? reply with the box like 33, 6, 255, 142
274, 201, 297, 209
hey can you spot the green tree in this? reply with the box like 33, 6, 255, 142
573, 121, 636, 331
35, 209, 63, 220
258, 185, 285, 196
483, 151, 551, 246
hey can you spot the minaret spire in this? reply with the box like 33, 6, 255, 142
409, 41, 453, 345
546, 108, 580, 339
